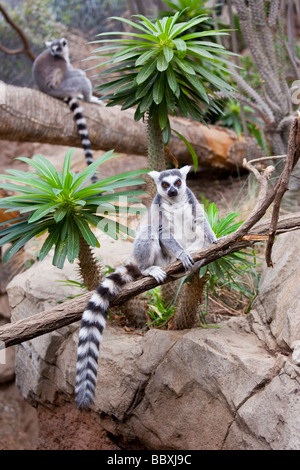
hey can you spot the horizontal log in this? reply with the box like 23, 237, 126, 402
0, 81, 248, 172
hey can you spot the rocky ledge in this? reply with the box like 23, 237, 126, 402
6, 231, 300, 450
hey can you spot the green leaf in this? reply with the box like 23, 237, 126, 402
62, 148, 74, 185
169, 16, 210, 39
139, 90, 154, 113
66, 223, 80, 262
53, 207, 68, 223
0, 219, 48, 246
112, 50, 141, 64
121, 92, 141, 110
2, 227, 45, 263
74, 217, 98, 247
135, 73, 158, 99
195, 65, 233, 92
156, 52, 169, 72
71, 150, 117, 193
173, 57, 196, 75
179, 30, 230, 41
158, 101, 168, 130
38, 226, 60, 261
28, 201, 61, 223
165, 84, 176, 111
52, 239, 68, 269
185, 74, 209, 103
153, 73, 165, 105
166, 66, 178, 94
171, 129, 198, 172
105, 16, 155, 34
18, 155, 61, 186
163, 46, 173, 63
162, 119, 171, 145
136, 59, 157, 85
135, 49, 157, 66
173, 38, 187, 59
1, 171, 54, 194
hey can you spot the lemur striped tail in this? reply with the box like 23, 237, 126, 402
75, 262, 140, 409
64, 97, 98, 183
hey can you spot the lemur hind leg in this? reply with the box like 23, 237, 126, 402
133, 227, 167, 283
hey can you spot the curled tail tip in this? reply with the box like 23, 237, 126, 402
75, 390, 95, 410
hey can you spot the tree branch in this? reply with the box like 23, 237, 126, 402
1, 212, 300, 349
0, 4, 36, 61
265, 114, 300, 266
0, 82, 249, 172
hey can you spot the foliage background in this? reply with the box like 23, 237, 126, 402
0, 0, 128, 86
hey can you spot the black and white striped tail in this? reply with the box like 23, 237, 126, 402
75, 262, 140, 409
65, 97, 98, 183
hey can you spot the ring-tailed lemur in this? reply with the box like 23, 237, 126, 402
32, 37, 102, 183
75, 166, 218, 409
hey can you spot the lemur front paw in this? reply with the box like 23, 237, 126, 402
177, 251, 194, 271
141, 266, 167, 283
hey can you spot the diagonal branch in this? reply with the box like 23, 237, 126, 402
0, 4, 36, 61
1, 212, 300, 349
265, 112, 300, 266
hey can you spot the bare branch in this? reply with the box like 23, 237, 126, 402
0, 4, 36, 61
265, 112, 300, 266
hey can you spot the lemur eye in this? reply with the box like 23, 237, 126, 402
175, 179, 181, 186
162, 181, 169, 189
61, 39, 67, 46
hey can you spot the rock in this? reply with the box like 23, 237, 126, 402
252, 231, 300, 350
6, 231, 300, 450
0, 345, 15, 384
292, 341, 300, 366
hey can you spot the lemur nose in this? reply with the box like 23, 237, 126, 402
168, 187, 178, 197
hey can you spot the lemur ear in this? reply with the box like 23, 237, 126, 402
148, 171, 160, 183
45, 41, 52, 48
179, 165, 191, 179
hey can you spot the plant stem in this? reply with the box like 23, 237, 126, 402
169, 272, 209, 330
77, 234, 101, 291
147, 114, 167, 172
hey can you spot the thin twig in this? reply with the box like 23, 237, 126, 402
249, 155, 286, 164
0, 4, 36, 61
265, 114, 300, 266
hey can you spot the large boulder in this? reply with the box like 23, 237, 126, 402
6, 231, 300, 450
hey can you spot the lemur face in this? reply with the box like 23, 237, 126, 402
46, 38, 69, 59
149, 166, 191, 200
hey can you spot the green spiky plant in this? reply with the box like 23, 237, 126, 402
159, 0, 215, 31
0, 149, 147, 291
92, 10, 235, 174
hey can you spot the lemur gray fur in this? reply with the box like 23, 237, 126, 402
75, 166, 218, 409
32, 37, 101, 183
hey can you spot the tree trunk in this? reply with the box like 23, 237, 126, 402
169, 273, 209, 330
77, 234, 101, 291
0, 82, 248, 172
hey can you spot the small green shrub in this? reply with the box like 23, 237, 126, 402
0, 149, 146, 270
